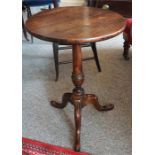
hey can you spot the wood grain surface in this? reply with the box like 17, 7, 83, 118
26, 6, 125, 44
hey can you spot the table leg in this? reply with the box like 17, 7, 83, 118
74, 100, 81, 151
81, 94, 114, 111
71, 44, 114, 151
50, 93, 71, 108
71, 44, 84, 151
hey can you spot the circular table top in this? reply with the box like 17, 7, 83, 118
26, 6, 125, 44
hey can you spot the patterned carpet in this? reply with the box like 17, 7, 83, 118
22, 137, 89, 155
22, 34, 132, 155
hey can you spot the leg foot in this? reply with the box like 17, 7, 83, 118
50, 93, 71, 109
82, 94, 114, 111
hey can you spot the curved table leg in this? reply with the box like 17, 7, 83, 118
50, 93, 71, 109
74, 101, 81, 152
82, 94, 114, 111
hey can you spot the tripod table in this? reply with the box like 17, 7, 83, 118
26, 6, 125, 152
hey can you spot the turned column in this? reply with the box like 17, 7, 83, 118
71, 44, 84, 151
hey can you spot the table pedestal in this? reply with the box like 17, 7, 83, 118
50, 44, 114, 152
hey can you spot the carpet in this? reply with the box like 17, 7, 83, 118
23, 137, 89, 155
22, 31, 132, 155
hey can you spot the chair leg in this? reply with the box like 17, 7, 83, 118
53, 43, 59, 81
53, 0, 59, 8
30, 35, 33, 43
91, 42, 101, 72
26, 6, 32, 18
26, 6, 33, 43
123, 40, 130, 60
48, 4, 51, 9
22, 16, 29, 41
87, 0, 96, 7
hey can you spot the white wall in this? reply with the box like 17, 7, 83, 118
61, 0, 86, 6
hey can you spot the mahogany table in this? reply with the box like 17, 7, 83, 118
26, 6, 125, 152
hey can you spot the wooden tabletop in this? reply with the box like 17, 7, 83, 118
26, 6, 125, 44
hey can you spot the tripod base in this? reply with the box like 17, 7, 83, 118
50, 92, 114, 152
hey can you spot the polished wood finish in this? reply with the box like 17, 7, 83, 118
26, 6, 125, 152
26, 6, 125, 44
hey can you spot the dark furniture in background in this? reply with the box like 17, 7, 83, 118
26, 6, 125, 152
87, 0, 132, 59
87, 0, 132, 18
